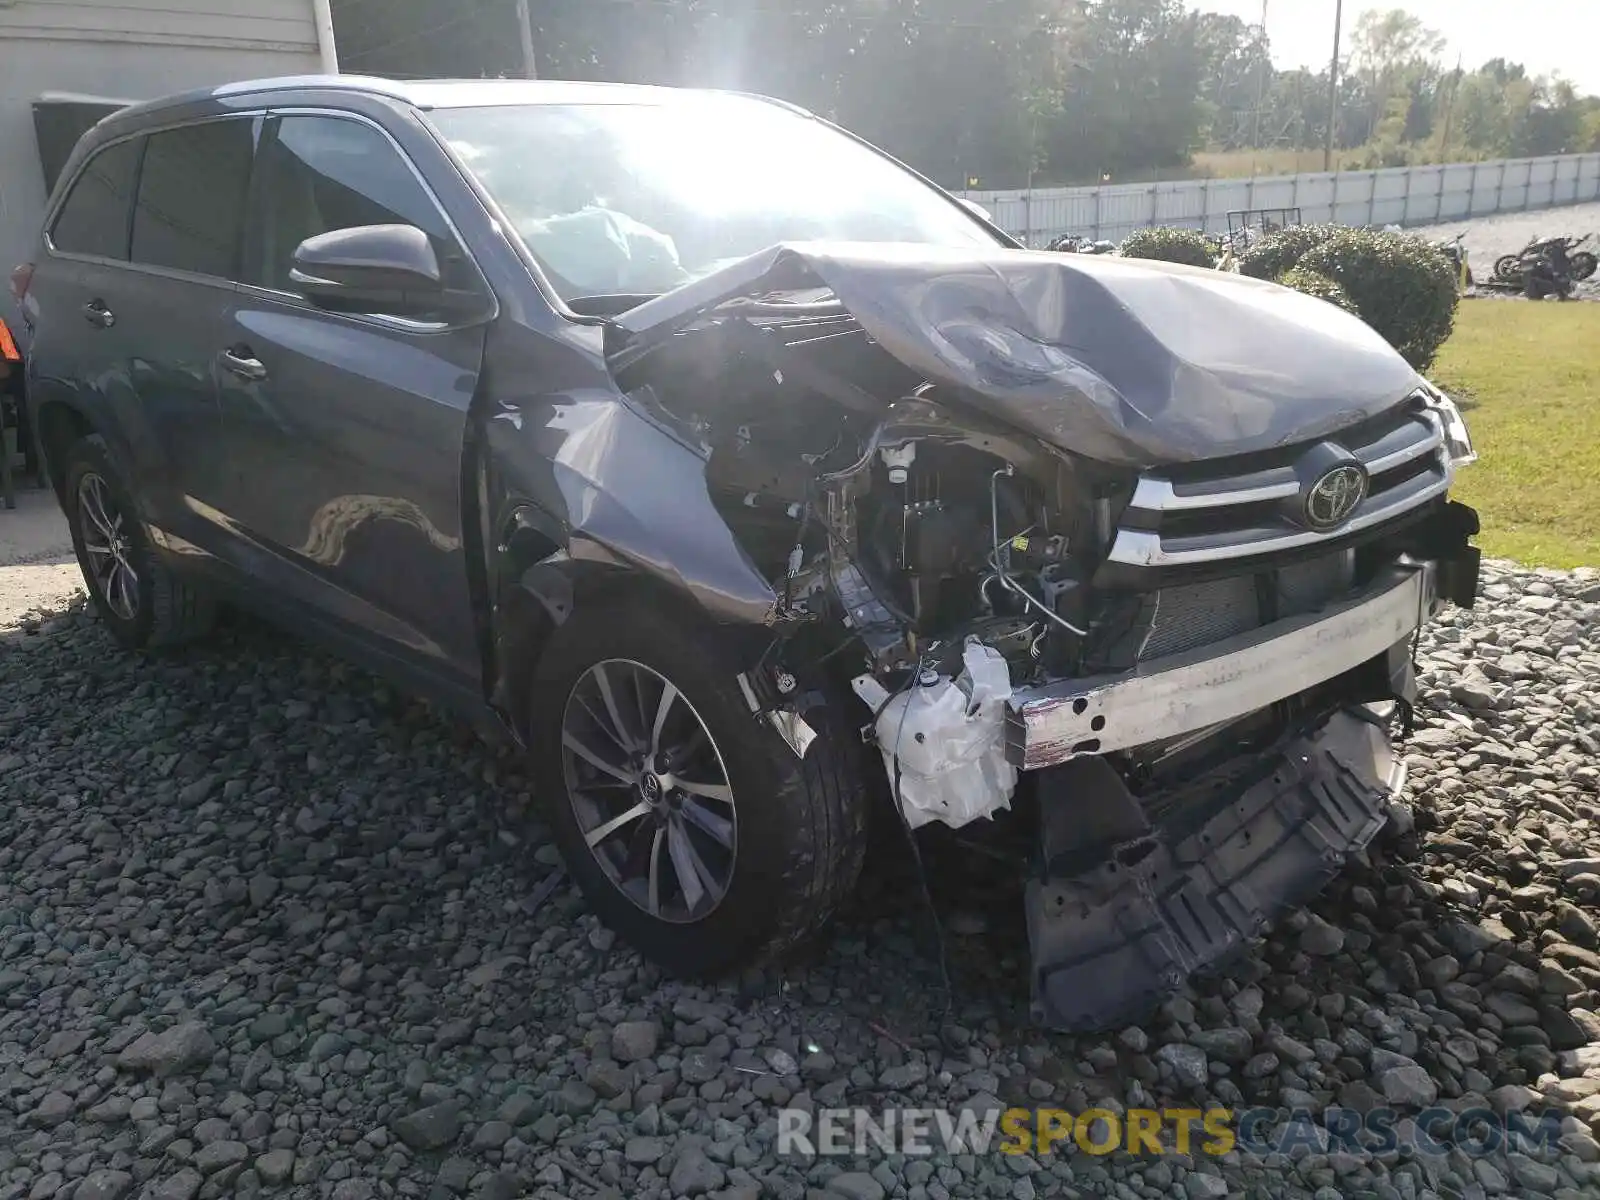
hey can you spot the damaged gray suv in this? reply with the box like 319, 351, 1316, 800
16, 76, 1482, 1030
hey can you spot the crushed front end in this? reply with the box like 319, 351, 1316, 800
1008, 396, 1481, 1027
598, 244, 1482, 1032
812, 384, 1481, 1031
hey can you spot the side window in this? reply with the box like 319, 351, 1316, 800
243, 114, 474, 296
131, 119, 256, 279
51, 139, 143, 260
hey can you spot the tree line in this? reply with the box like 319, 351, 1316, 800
329, 0, 1600, 188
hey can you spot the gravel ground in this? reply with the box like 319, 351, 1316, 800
3, 560, 1600, 1200
1406, 200, 1600, 301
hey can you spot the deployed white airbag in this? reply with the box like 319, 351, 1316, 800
516, 205, 690, 294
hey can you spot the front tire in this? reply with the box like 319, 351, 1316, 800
63, 434, 215, 650
527, 599, 869, 977
1572, 251, 1597, 281
1494, 254, 1522, 282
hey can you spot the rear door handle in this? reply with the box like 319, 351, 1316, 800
81, 301, 114, 328
220, 347, 268, 382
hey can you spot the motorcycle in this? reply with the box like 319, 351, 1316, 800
1432, 232, 1474, 293
1045, 233, 1117, 255
1575, 237, 1599, 281
1494, 234, 1596, 290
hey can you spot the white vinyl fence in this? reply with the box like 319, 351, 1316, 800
957, 153, 1600, 247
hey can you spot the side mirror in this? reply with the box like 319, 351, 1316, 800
289, 224, 445, 316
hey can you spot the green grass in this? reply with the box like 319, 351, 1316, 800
1190, 148, 1336, 178
1430, 301, 1600, 568
1185, 143, 1500, 180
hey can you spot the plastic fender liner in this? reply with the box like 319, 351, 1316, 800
1026, 708, 1397, 1033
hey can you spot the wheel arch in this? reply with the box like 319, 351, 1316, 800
32, 397, 95, 506
488, 508, 748, 742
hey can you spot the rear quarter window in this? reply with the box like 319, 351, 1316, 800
50, 138, 143, 260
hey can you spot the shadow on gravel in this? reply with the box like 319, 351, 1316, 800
2, 590, 1597, 1200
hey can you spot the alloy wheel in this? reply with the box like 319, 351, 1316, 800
76, 472, 139, 622
560, 659, 737, 924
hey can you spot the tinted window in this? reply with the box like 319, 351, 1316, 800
244, 115, 472, 294
51, 139, 143, 260
131, 119, 256, 278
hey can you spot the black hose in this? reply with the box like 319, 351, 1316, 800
875, 657, 954, 1009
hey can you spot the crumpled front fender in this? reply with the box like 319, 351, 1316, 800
488, 388, 780, 629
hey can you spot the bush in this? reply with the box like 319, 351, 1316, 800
1277, 267, 1358, 315
1297, 228, 1460, 370
1118, 226, 1217, 268
1236, 223, 1343, 279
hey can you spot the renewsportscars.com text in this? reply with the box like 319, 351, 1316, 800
776, 1105, 1565, 1159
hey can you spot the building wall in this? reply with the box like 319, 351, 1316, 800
1, 0, 324, 326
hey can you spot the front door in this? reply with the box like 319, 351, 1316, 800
214, 111, 491, 687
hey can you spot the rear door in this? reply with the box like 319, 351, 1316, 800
214, 110, 491, 688
25, 136, 147, 494
29, 119, 258, 558
28, 120, 257, 556
117, 117, 259, 554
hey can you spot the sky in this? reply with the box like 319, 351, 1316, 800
1190, 1, 1600, 96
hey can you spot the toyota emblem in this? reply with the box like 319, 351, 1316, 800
1303, 464, 1368, 531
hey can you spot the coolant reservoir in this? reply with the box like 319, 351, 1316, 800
852, 640, 1019, 830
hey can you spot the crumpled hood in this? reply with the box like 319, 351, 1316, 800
609, 242, 1425, 468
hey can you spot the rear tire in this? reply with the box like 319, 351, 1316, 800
1572, 252, 1597, 281
527, 598, 869, 977
1494, 254, 1522, 282
62, 434, 215, 650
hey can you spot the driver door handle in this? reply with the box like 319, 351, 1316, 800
220, 346, 268, 382
81, 300, 115, 328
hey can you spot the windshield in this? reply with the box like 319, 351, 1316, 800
427, 97, 1002, 301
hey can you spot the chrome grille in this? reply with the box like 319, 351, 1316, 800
1107, 396, 1451, 571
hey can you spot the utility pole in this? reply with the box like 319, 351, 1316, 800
1437, 53, 1463, 159
1251, 0, 1269, 172
515, 0, 538, 79
1323, 0, 1343, 172
311, 0, 338, 73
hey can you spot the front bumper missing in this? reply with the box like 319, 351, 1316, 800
1006, 565, 1436, 771
1027, 709, 1397, 1031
